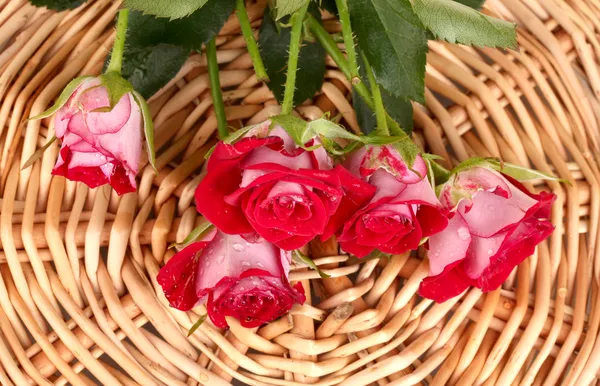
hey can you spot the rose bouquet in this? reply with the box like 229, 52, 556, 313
25, 0, 561, 330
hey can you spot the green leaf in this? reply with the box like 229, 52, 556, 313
29, 76, 91, 121
451, 157, 565, 183
271, 115, 407, 151
487, 160, 564, 182
349, 0, 428, 102
21, 136, 57, 170
120, 43, 189, 100
392, 138, 421, 169
169, 221, 214, 251
273, 0, 310, 20
423, 154, 451, 185
413, 0, 517, 49
99, 72, 134, 108
269, 115, 309, 145
28, 0, 85, 11
117, 1, 236, 99
162, 0, 237, 51
124, 0, 208, 19
259, 5, 326, 105
453, 0, 485, 9
353, 48, 413, 135
187, 314, 207, 336
292, 250, 330, 279
132, 91, 156, 169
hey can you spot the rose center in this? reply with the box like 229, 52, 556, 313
363, 214, 409, 233
267, 194, 312, 221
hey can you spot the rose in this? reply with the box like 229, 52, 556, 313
52, 77, 142, 195
418, 166, 555, 302
335, 145, 448, 257
157, 230, 306, 328
195, 121, 375, 250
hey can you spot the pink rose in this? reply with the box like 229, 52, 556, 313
157, 230, 305, 328
52, 77, 142, 195
419, 167, 555, 302
195, 122, 375, 250
336, 145, 448, 257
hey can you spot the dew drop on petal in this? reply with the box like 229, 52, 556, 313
232, 243, 244, 252
487, 249, 494, 255
457, 227, 470, 241
241, 261, 250, 267
487, 205, 496, 212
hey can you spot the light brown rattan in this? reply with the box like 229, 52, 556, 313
0, 0, 599, 385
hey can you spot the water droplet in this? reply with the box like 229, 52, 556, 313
217, 255, 225, 264
232, 243, 244, 252
457, 227, 470, 241
256, 262, 264, 268
241, 261, 250, 267
487, 249, 494, 255
487, 205, 496, 212
434, 252, 440, 257
199, 372, 209, 382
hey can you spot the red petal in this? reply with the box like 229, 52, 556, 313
322, 166, 376, 240
195, 137, 280, 235
157, 242, 210, 311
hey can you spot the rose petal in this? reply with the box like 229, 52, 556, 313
418, 259, 471, 303
460, 187, 536, 238
196, 137, 281, 235
427, 214, 471, 276
195, 232, 285, 296
157, 241, 212, 311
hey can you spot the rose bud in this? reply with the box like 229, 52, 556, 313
195, 121, 375, 250
418, 166, 555, 302
34, 77, 146, 195
157, 230, 306, 328
336, 145, 448, 257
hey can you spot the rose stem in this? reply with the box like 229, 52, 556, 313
235, 0, 269, 82
280, 3, 310, 115
334, 0, 359, 81
106, 9, 129, 75
362, 52, 389, 136
306, 15, 407, 137
206, 37, 228, 139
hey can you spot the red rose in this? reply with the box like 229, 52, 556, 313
52, 78, 142, 195
195, 121, 375, 250
336, 145, 448, 257
418, 166, 555, 302
157, 230, 305, 328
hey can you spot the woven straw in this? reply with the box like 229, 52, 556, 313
1, 0, 600, 384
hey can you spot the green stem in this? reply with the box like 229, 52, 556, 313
362, 53, 388, 136
106, 9, 129, 75
334, 0, 359, 81
206, 37, 228, 139
306, 14, 406, 137
281, 3, 309, 115
235, 0, 269, 82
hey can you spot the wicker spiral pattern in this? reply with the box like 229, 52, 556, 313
0, 0, 600, 384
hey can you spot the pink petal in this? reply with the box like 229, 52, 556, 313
427, 214, 471, 276
94, 93, 142, 174
77, 84, 110, 112
464, 232, 507, 279
84, 90, 132, 135
195, 232, 285, 296
460, 186, 537, 237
